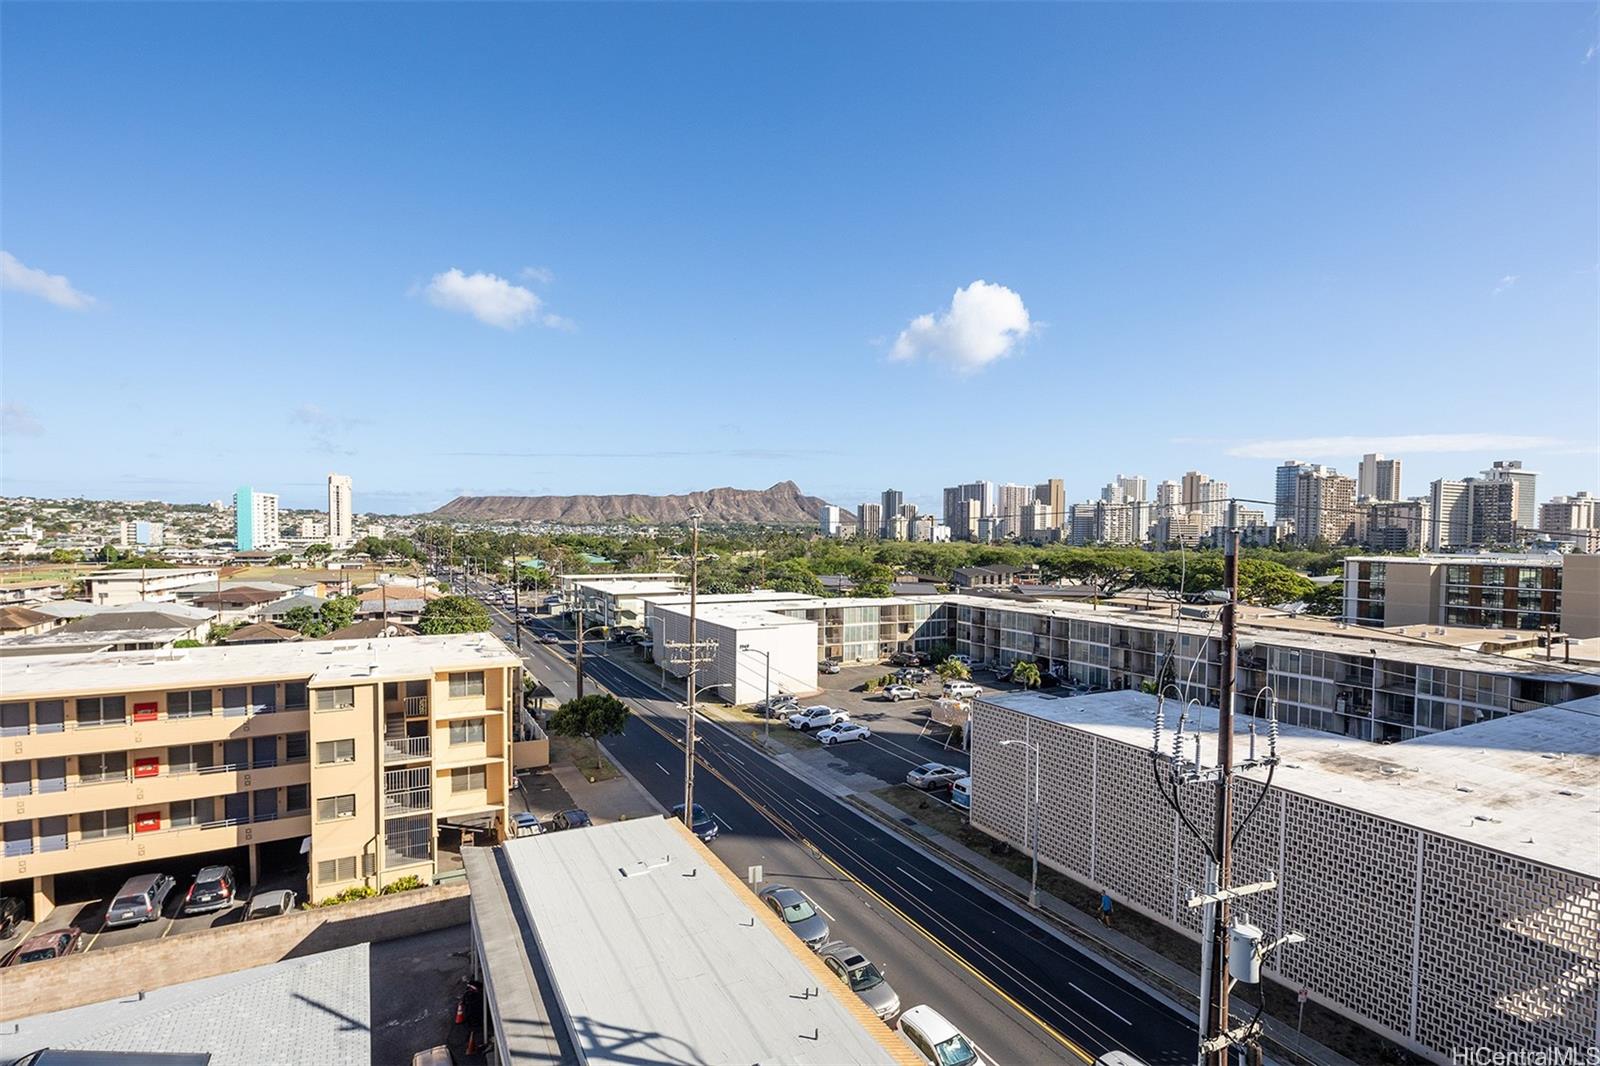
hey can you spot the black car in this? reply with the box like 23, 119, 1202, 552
0, 896, 24, 939
550, 808, 592, 831
182, 865, 238, 915
669, 803, 719, 843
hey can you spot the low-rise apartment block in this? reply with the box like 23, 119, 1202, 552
82, 567, 219, 607
0, 634, 523, 921
1343, 552, 1600, 638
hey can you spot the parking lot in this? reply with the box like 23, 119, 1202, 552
3, 840, 307, 963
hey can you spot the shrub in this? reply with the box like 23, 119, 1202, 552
380, 874, 426, 895
312, 884, 378, 907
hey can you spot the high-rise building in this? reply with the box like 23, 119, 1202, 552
819, 505, 848, 539
1365, 498, 1430, 551
879, 490, 903, 535
1483, 461, 1537, 532
1358, 454, 1402, 501
856, 503, 881, 539
1020, 501, 1059, 542
1101, 474, 1147, 505
1428, 479, 1471, 551
997, 484, 1035, 538
1154, 480, 1181, 517
885, 513, 910, 541
1180, 471, 1229, 528
1034, 479, 1065, 526
328, 473, 354, 547
942, 482, 993, 539
1539, 493, 1599, 552
235, 487, 282, 552
1275, 461, 1311, 521
1293, 470, 1357, 545
1429, 478, 1521, 550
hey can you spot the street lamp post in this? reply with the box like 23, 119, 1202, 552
999, 737, 1042, 909
573, 603, 610, 701
740, 644, 771, 748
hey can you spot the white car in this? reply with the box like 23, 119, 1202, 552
948, 654, 972, 667
816, 722, 871, 745
788, 705, 849, 731
942, 680, 981, 700
897, 1004, 984, 1066
883, 684, 920, 701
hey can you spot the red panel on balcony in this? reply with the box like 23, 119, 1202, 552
134, 757, 159, 779
133, 702, 158, 722
134, 811, 161, 833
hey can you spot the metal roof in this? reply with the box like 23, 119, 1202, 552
0, 943, 370, 1066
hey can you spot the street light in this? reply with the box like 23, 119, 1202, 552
571, 601, 611, 700
740, 644, 772, 748
999, 738, 1041, 909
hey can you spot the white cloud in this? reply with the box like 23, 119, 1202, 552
1, 403, 43, 438
1491, 274, 1519, 296
1, 251, 96, 311
1224, 433, 1568, 460
890, 280, 1032, 373
520, 266, 555, 284
541, 312, 577, 332
425, 268, 542, 330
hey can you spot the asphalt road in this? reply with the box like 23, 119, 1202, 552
464, 575, 1197, 1065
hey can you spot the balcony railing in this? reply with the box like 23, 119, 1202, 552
384, 787, 432, 815
383, 736, 432, 762
404, 695, 428, 716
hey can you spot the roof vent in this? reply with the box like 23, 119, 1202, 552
1456, 784, 1473, 793
1556, 789, 1580, 798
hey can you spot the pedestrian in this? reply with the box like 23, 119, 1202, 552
1099, 890, 1113, 927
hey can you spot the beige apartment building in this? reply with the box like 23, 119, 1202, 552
1343, 552, 1600, 638
1, 634, 523, 921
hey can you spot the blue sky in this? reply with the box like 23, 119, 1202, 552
3, 3, 1596, 516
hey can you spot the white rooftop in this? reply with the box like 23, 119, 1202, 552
978, 690, 1600, 878
500, 817, 910, 1065
0, 632, 521, 698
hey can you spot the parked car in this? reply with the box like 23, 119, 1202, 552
757, 885, 829, 950
3, 926, 82, 968
182, 864, 237, 916
244, 890, 298, 920
894, 666, 933, 684
950, 777, 972, 810
550, 808, 592, 831
103, 873, 177, 928
818, 941, 901, 1020
1094, 1052, 1152, 1066
948, 654, 972, 667
942, 680, 981, 700
757, 694, 800, 718
906, 762, 966, 792
0, 896, 24, 939
817, 722, 871, 746
511, 811, 545, 837
882, 684, 920, 702
788, 706, 849, 731
888, 651, 924, 667
670, 802, 719, 842
896, 1004, 984, 1066
819, 659, 842, 675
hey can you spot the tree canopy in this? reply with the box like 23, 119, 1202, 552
418, 595, 492, 634
1011, 660, 1041, 689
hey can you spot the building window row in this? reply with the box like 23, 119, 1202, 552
317, 793, 356, 822
0, 682, 313, 736
447, 671, 485, 698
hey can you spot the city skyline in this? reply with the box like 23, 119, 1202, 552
2, 3, 1595, 512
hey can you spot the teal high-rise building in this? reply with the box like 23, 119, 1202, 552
234, 487, 280, 551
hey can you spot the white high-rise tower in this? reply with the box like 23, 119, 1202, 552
328, 473, 354, 547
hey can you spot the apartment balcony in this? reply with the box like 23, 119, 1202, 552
7, 709, 311, 761
6, 762, 310, 822
383, 736, 432, 763
1, 813, 311, 881
384, 787, 432, 817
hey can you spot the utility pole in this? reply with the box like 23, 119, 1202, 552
665, 512, 716, 828
575, 603, 588, 700
1207, 525, 1240, 1066
510, 544, 522, 650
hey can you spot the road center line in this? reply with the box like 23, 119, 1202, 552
1068, 982, 1132, 1025
895, 865, 934, 893
654, 762, 670, 775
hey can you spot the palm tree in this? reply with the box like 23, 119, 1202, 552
1011, 660, 1041, 690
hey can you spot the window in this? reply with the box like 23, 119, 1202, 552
315, 687, 355, 711
76, 696, 126, 728
448, 672, 485, 698
317, 855, 358, 883
252, 736, 278, 769
80, 808, 130, 840
170, 797, 214, 828
78, 751, 128, 785
316, 739, 356, 765
285, 732, 309, 763
2, 762, 31, 798
0, 702, 27, 737
167, 743, 215, 774
222, 686, 249, 717
251, 684, 278, 714
284, 681, 309, 710
451, 765, 486, 793
449, 718, 486, 745
317, 794, 356, 821
165, 689, 213, 719
285, 783, 310, 814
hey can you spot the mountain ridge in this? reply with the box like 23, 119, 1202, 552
431, 480, 833, 525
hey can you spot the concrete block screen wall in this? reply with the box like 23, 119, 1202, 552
968, 697, 1600, 1063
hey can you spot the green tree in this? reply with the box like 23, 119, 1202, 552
270, 553, 293, 566
767, 560, 824, 597
280, 605, 328, 638
1011, 660, 1041, 689
547, 693, 632, 766
418, 595, 492, 634
172, 638, 203, 649
1304, 580, 1344, 617
305, 543, 333, 561
1238, 558, 1317, 607
320, 594, 359, 633
48, 548, 80, 564
936, 658, 971, 682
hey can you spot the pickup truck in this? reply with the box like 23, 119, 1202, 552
788, 705, 850, 731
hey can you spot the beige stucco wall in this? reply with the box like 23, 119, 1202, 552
1560, 554, 1600, 639
1381, 560, 1440, 628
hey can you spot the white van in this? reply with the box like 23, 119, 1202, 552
896, 1004, 984, 1066
950, 777, 971, 810
943, 680, 981, 700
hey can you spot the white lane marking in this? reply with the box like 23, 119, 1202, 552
895, 865, 934, 893
722, 751, 745, 766
713, 814, 733, 831
815, 902, 837, 921
1068, 982, 1132, 1025
654, 762, 671, 775
793, 798, 821, 816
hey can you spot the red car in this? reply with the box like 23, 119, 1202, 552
4, 926, 82, 967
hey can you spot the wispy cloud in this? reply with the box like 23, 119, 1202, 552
1223, 433, 1569, 460
889, 280, 1033, 374
520, 266, 554, 284
1, 402, 44, 438
422, 266, 571, 331
1, 251, 96, 311
1491, 274, 1519, 296
1585, 42, 1596, 63
290, 403, 365, 456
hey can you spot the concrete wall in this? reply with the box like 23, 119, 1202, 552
1381, 559, 1439, 628
1562, 554, 1600, 640
0, 883, 469, 1021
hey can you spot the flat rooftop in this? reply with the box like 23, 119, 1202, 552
573, 578, 684, 597
0, 632, 522, 698
0, 943, 370, 1065
488, 817, 915, 1065
977, 690, 1600, 878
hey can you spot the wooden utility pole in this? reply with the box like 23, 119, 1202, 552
1207, 526, 1240, 1066
684, 512, 700, 820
